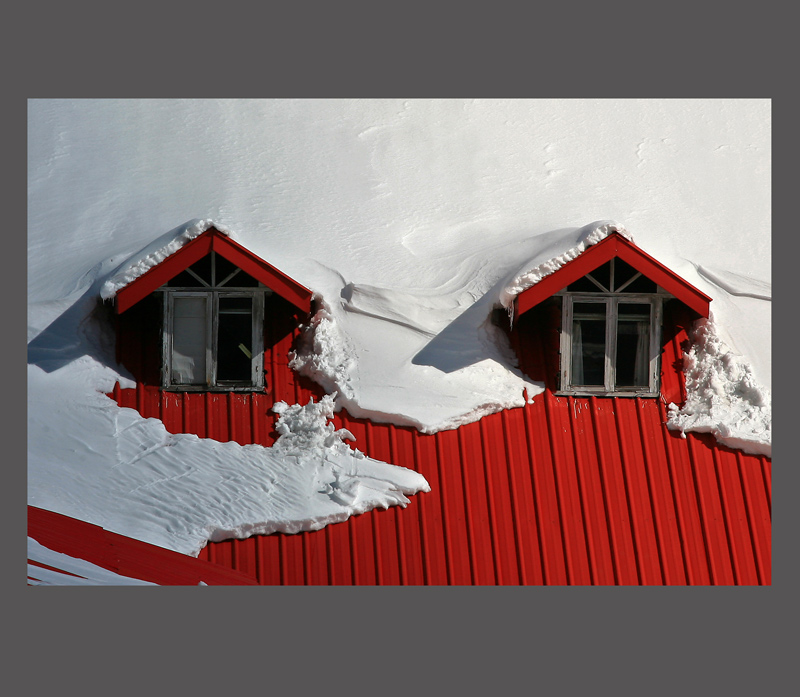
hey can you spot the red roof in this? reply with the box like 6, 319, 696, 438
113, 227, 313, 314
28, 506, 259, 586
514, 232, 712, 318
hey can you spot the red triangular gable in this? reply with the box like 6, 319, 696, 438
114, 227, 313, 314
514, 232, 711, 318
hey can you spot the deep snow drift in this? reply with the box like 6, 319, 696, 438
99, 216, 771, 450
28, 355, 429, 557
28, 99, 771, 557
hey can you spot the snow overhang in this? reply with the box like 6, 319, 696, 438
102, 222, 313, 314
504, 226, 711, 318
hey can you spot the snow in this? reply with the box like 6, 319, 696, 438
28, 99, 770, 563
28, 358, 428, 557
498, 220, 633, 311
99, 219, 231, 300
667, 318, 771, 457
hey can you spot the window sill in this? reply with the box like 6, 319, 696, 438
162, 386, 267, 393
555, 390, 660, 398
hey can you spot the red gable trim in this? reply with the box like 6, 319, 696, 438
114, 227, 313, 314
515, 233, 711, 317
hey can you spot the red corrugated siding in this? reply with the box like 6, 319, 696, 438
108, 302, 771, 586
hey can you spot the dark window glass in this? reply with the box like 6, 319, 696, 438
167, 269, 207, 288
590, 261, 611, 290
166, 253, 261, 288
214, 254, 260, 287
166, 254, 212, 287
613, 258, 637, 290
189, 254, 213, 285
618, 273, 658, 293
216, 296, 253, 382
567, 262, 611, 292
568, 276, 602, 292
615, 303, 650, 387
572, 302, 606, 386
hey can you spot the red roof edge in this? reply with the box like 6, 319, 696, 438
27, 505, 259, 586
114, 227, 313, 314
515, 233, 711, 317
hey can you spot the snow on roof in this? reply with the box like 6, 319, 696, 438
28, 99, 771, 562
498, 220, 632, 309
28, 357, 429, 557
100, 219, 231, 300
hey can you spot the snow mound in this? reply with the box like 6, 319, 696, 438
290, 284, 542, 434
667, 317, 771, 457
100, 219, 232, 300
696, 265, 771, 301
273, 394, 358, 455
28, 357, 430, 557
498, 220, 632, 310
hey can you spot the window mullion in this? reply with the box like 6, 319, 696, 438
561, 297, 573, 390
606, 298, 616, 392
253, 293, 264, 387
650, 298, 662, 393
209, 292, 217, 387
162, 293, 172, 387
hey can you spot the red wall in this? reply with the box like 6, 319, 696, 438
110, 298, 771, 585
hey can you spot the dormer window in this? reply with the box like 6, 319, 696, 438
161, 252, 270, 390
557, 258, 665, 396
108, 226, 313, 394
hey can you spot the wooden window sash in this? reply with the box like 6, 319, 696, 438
162, 288, 266, 390
558, 292, 662, 397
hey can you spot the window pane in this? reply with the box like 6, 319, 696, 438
616, 303, 650, 387
215, 254, 260, 287
589, 261, 611, 291
568, 276, 602, 292
572, 304, 606, 386
618, 274, 658, 293
217, 297, 253, 382
172, 297, 207, 385
618, 303, 650, 319
218, 296, 252, 312
612, 258, 637, 291
166, 269, 207, 288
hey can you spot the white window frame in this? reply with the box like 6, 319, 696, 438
557, 292, 664, 397
161, 274, 268, 391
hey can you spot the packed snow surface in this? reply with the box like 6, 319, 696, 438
28, 356, 429, 557
28, 99, 771, 557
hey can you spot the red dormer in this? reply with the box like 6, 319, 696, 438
504, 232, 711, 404
112, 226, 312, 393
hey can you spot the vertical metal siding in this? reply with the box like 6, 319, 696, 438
109, 307, 771, 585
